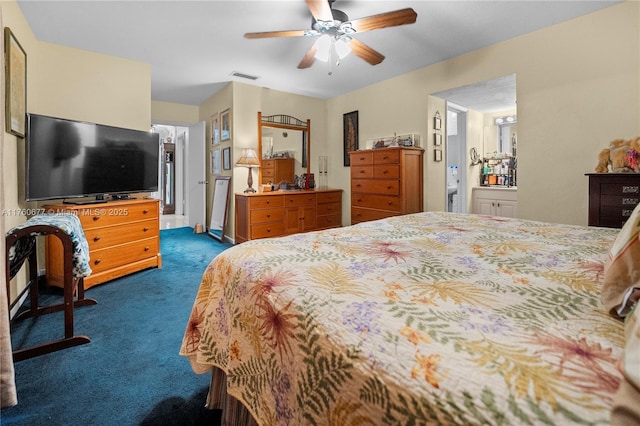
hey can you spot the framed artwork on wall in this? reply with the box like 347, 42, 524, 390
223, 146, 231, 170
343, 110, 358, 166
211, 113, 220, 145
221, 109, 231, 141
211, 149, 220, 175
4, 27, 27, 138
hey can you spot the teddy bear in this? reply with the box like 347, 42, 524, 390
595, 137, 640, 173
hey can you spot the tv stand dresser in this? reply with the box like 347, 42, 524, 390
44, 198, 161, 289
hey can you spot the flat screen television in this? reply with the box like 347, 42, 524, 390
26, 113, 160, 203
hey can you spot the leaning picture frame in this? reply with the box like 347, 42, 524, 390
343, 110, 359, 166
4, 28, 27, 138
221, 109, 231, 141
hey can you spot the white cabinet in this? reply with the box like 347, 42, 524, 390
472, 187, 517, 218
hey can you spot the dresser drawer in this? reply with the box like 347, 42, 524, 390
351, 207, 398, 224
351, 194, 401, 212
285, 193, 316, 206
89, 237, 159, 274
600, 194, 640, 208
373, 165, 400, 179
351, 166, 373, 179
317, 214, 341, 229
317, 202, 341, 216
77, 202, 158, 229
352, 179, 399, 195
84, 218, 158, 250
249, 196, 284, 209
600, 182, 640, 195
317, 191, 342, 204
251, 222, 285, 239
250, 208, 284, 224
262, 160, 275, 168
262, 168, 275, 178
373, 149, 400, 164
350, 151, 373, 166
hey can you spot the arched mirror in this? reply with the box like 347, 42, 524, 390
208, 176, 231, 241
258, 112, 311, 186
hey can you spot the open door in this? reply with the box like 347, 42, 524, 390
186, 121, 206, 229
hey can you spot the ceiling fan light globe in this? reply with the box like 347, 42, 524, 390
335, 38, 351, 59
314, 34, 331, 62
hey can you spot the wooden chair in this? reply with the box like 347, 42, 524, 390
6, 222, 96, 361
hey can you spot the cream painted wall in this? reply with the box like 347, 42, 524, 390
327, 1, 639, 226
1, 0, 152, 304
151, 100, 199, 125
195, 82, 326, 241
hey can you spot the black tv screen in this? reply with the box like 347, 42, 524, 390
26, 114, 159, 201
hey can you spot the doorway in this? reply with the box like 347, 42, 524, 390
446, 102, 467, 213
151, 124, 187, 217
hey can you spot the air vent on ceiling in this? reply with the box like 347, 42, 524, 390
230, 71, 259, 81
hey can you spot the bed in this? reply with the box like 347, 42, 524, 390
180, 211, 628, 425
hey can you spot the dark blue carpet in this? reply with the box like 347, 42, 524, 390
2, 227, 232, 425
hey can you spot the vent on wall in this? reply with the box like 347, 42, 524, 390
230, 71, 259, 80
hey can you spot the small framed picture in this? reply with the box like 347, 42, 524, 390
221, 109, 231, 141
211, 149, 220, 175
433, 115, 441, 131
211, 113, 220, 145
434, 149, 442, 162
434, 133, 442, 146
222, 146, 231, 170
5, 28, 27, 138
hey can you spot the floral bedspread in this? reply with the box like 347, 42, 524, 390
180, 212, 625, 425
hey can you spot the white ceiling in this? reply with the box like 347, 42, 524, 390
17, 1, 620, 107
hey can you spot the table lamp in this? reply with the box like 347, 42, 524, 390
235, 148, 260, 193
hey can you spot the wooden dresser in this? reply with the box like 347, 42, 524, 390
587, 173, 640, 228
235, 189, 342, 243
44, 198, 161, 288
350, 147, 424, 224
261, 158, 295, 185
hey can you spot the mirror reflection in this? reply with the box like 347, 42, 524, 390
208, 176, 231, 241
257, 113, 311, 187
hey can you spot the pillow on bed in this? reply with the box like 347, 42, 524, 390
611, 303, 640, 425
602, 202, 640, 319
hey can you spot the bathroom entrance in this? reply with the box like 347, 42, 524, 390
446, 102, 467, 213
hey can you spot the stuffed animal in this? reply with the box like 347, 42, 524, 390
595, 137, 640, 173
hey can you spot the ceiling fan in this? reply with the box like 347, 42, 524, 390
244, 0, 417, 70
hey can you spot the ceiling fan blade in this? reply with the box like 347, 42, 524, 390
298, 45, 317, 69
350, 8, 417, 33
305, 0, 333, 22
347, 38, 385, 65
245, 29, 308, 39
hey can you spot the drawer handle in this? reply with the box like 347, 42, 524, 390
622, 198, 638, 205
267, 228, 271, 233
387, 185, 392, 189
383, 170, 388, 174
359, 157, 365, 161
357, 198, 362, 202
143, 209, 149, 214
93, 236, 101, 242
143, 227, 149, 232
266, 214, 271, 218
388, 202, 393, 205
266, 201, 270, 204
383, 156, 388, 160
359, 170, 365, 174
144, 246, 150, 251
623, 209, 633, 217
94, 259, 101, 265
93, 216, 100, 221
623, 186, 640, 194
356, 184, 362, 188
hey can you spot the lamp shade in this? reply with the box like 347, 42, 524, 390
235, 148, 260, 168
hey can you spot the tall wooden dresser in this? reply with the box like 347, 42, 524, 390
587, 173, 640, 228
261, 158, 295, 185
235, 189, 342, 243
350, 147, 424, 224
44, 198, 161, 288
